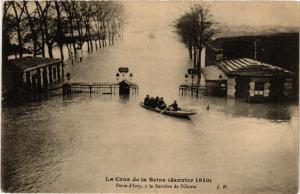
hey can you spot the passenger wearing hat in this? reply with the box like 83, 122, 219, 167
144, 95, 150, 106
158, 97, 167, 110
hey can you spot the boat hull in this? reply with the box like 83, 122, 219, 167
139, 102, 197, 117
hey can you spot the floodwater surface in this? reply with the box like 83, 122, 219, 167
1, 2, 298, 193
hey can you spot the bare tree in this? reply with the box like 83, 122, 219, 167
79, 1, 93, 53
2, 1, 13, 62
175, 13, 199, 67
23, 1, 40, 57
11, 2, 27, 58
175, 4, 218, 96
61, 1, 78, 56
54, 1, 65, 60
3, 1, 126, 62
35, 1, 51, 57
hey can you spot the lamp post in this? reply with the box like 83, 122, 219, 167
191, 74, 194, 96
260, 48, 265, 64
185, 74, 188, 85
65, 72, 71, 95
129, 73, 133, 81
66, 72, 71, 83
218, 74, 223, 91
116, 73, 120, 82
70, 52, 74, 65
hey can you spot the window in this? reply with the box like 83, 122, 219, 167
216, 54, 223, 61
254, 82, 264, 96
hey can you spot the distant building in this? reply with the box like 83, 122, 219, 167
3, 56, 64, 100
205, 33, 299, 94
202, 58, 293, 102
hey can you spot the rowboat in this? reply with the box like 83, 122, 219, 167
139, 102, 197, 117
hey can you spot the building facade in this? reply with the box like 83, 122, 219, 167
3, 56, 64, 99
205, 33, 299, 94
202, 58, 293, 102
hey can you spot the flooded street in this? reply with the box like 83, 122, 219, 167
1, 2, 298, 193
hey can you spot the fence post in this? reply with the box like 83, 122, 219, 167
89, 84, 92, 96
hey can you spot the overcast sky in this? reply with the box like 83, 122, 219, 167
124, 1, 299, 30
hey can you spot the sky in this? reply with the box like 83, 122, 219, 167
124, 1, 299, 29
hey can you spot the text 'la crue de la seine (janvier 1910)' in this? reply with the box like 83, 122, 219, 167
105, 176, 217, 190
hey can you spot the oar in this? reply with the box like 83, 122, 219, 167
160, 105, 170, 114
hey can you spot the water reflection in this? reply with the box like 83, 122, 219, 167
119, 95, 130, 104
178, 95, 296, 123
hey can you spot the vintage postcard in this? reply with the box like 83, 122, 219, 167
1, 1, 299, 193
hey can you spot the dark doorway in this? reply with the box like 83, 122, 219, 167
235, 76, 250, 98
269, 76, 284, 101
119, 80, 130, 95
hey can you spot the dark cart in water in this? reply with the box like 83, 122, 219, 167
139, 102, 197, 118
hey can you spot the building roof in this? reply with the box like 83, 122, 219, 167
201, 65, 227, 81
218, 58, 292, 76
210, 32, 298, 50
7, 56, 62, 72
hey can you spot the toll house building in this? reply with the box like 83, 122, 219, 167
202, 58, 293, 102
4, 56, 64, 97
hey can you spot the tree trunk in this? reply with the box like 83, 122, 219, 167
33, 40, 37, 57
118, 22, 121, 40
47, 44, 53, 58
98, 34, 102, 48
193, 47, 197, 68
197, 47, 202, 68
98, 31, 102, 48
76, 18, 84, 51
2, 28, 9, 63
59, 44, 64, 61
102, 20, 107, 47
95, 40, 98, 50
107, 21, 111, 46
196, 47, 202, 98
69, 21, 77, 56
89, 28, 93, 52
41, 30, 45, 57
12, 3, 23, 57
112, 33, 115, 45
55, 2, 64, 61
188, 45, 192, 61
97, 21, 102, 48
17, 30, 23, 58
41, 33, 45, 58
86, 25, 90, 53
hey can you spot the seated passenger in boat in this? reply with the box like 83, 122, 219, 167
149, 97, 156, 108
169, 101, 180, 111
158, 97, 167, 110
144, 95, 150, 106
153, 96, 159, 108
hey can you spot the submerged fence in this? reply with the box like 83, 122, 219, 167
179, 84, 207, 97
63, 82, 139, 96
